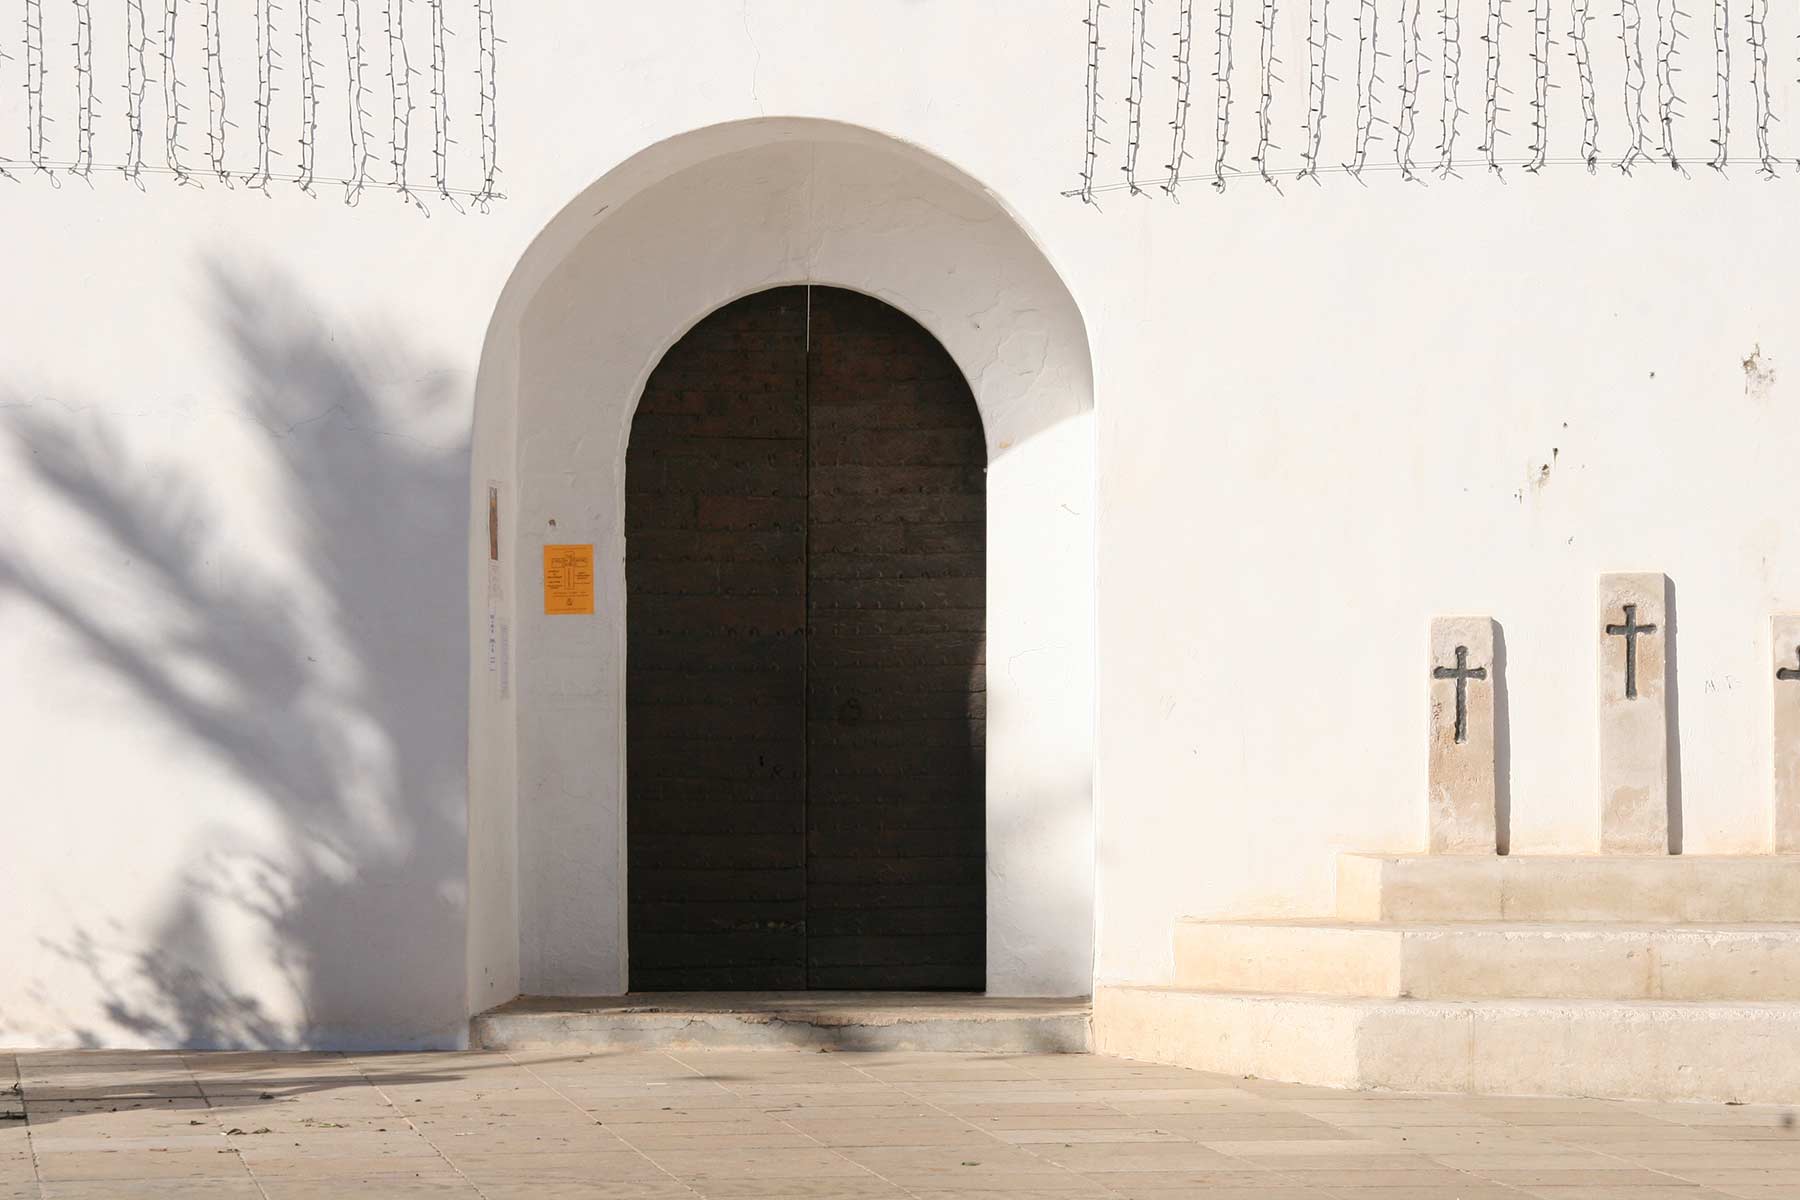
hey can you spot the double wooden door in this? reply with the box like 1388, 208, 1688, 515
625, 286, 986, 991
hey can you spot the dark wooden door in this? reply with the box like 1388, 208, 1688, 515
626, 286, 985, 992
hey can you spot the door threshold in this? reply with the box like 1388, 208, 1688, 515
471, 992, 1092, 1054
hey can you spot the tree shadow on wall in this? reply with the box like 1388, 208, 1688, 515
1, 262, 469, 1053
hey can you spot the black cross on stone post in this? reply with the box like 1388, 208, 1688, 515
1780, 646, 1800, 683
1432, 644, 1488, 744
1606, 603, 1659, 701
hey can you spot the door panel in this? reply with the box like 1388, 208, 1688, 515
626, 288, 809, 991
804, 288, 987, 991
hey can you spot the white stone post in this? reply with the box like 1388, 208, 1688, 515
1598, 572, 1670, 855
1772, 614, 1800, 853
1428, 617, 1498, 854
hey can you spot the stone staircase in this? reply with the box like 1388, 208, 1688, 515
1096, 853, 1800, 1103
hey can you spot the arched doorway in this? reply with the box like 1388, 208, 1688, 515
466, 122, 1096, 1008
625, 286, 987, 991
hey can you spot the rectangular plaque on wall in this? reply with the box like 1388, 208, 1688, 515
543, 544, 595, 615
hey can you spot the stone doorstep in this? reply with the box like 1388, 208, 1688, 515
470, 993, 1094, 1054
1337, 853, 1800, 923
1094, 984, 1800, 1105
1174, 918, 1800, 1001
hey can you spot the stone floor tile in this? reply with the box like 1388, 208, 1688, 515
475, 1184, 697, 1200
245, 1161, 462, 1183
1209, 1154, 1448, 1172
1023, 1144, 1240, 1173
1103, 1094, 1297, 1115
1432, 1153, 1642, 1171
992, 1127, 1190, 1144
686, 1179, 911, 1198
1065, 1168, 1312, 1190
1670, 1173, 1800, 1194
1478, 1167, 1704, 1186
840, 1145, 1070, 1175
1102, 1190, 1333, 1200
761, 1103, 944, 1120
28, 1134, 222, 1153
1321, 1189, 1530, 1200
900, 1190, 1116, 1200
1515, 1190, 1734, 1200
1166, 1123, 1353, 1142
616, 1129, 824, 1150
1198, 1139, 1395, 1158
780, 1117, 997, 1147
35, 1153, 251, 1183
38, 1182, 262, 1199
252, 1179, 484, 1198
647, 1146, 872, 1178
438, 1149, 668, 1178
1280, 1167, 1501, 1186
876, 1177, 1101, 1194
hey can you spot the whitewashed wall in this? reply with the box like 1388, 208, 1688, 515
3, 0, 1798, 1046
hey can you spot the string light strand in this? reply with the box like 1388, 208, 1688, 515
1618, 0, 1651, 170
1213, 0, 1234, 188
161, 0, 191, 183
1347, 0, 1379, 177
1654, 0, 1682, 168
1480, 0, 1505, 176
1437, 0, 1464, 175
1747, 0, 1775, 174
124, 0, 149, 185
74, 0, 95, 180
203, 0, 228, 183
1396, 0, 1423, 178
476, 0, 499, 204
24, 0, 45, 173
1124, 0, 1148, 193
1165, 0, 1195, 193
298, 0, 319, 192
1299, 0, 1330, 179
342, 0, 370, 203
429, 0, 449, 198
387, 0, 414, 200
1253, 0, 1279, 186
1527, 0, 1550, 170
249, 0, 274, 191
1708, 0, 1728, 169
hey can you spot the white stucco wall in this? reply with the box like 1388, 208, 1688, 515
3, 0, 1799, 1046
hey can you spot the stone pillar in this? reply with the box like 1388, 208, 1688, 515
1598, 573, 1670, 854
1772, 615, 1800, 853
1428, 617, 1498, 854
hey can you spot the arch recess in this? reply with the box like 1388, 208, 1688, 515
468, 119, 1095, 1009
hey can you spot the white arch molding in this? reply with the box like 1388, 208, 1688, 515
466, 120, 1096, 1012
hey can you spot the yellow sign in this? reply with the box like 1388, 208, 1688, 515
543, 544, 595, 615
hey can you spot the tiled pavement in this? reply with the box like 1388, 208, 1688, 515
3, 1049, 1799, 1198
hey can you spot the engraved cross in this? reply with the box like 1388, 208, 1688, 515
1606, 604, 1658, 700
1432, 644, 1488, 745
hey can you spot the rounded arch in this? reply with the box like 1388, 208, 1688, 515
467, 120, 1095, 1009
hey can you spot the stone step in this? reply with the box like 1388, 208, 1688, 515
1094, 984, 1800, 1103
1338, 853, 1800, 923
470, 992, 1093, 1053
1174, 919, 1800, 1000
